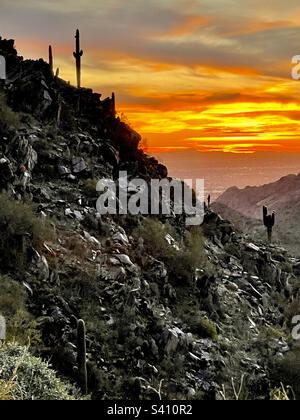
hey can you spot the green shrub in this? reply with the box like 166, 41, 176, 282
0, 275, 41, 346
82, 179, 98, 198
133, 218, 207, 284
270, 342, 300, 399
0, 92, 20, 132
0, 275, 26, 318
0, 194, 54, 272
189, 315, 218, 340
133, 218, 176, 260
170, 227, 206, 284
0, 343, 76, 400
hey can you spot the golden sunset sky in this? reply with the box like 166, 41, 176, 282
2, 0, 300, 154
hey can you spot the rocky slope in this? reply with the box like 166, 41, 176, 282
214, 174, 300, 255
1, 37, 300, 400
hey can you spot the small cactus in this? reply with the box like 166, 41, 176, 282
207, 194, 211, 210
55, 67, 60, 78
48, 45, 53, 75
77, 319, 87, 394
73, 29, 83, 89
263, 206, 275, 243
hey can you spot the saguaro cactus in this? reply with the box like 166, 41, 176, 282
112, 92, 116, 114
263, 206, 275, 243
73, 29, 83, 89
77, 319, 88, 394
48, 45, 53, 75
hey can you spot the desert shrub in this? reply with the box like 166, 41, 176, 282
253, 325, 289, 359
133, 218, 177, 261
280, 261, 293, 274
0, 194, 54, 272
170, 227, 207, 284
189, 315, 218, 340
133, 218, 207, 284
59, 268, 99, 303
258, 325, 288, 342
0, 275, 41, 346
63, 235, 89, 259
82, 179, 97, 198
270, 342, 300, 399
0, 343, 76, 400
0, 92, 20, 132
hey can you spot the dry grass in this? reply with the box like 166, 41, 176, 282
0, 377, 16, 400
270, 383, 295, 401
0, 344, 26, 401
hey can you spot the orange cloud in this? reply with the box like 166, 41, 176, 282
217, 18, 296, 37
166, 15, 211, 36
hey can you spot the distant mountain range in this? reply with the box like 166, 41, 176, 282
213, 173, 300, 255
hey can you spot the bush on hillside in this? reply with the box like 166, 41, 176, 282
189, 315, 218, 340
0, 92, 20, 132
0, 194, 54, 272
270, 342, 300, 399
0, 343, 76, 400
133, 218, 207, 284
0, 275, 41, 346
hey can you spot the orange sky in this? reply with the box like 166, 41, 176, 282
2, 0, 300, 154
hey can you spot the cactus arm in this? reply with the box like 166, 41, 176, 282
271, 212, 275, 227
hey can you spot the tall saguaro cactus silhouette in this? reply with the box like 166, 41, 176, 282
48, 45, 53, 75
77, 319, 88, 394
73, 29, 83, 89
263, 206, 275, 243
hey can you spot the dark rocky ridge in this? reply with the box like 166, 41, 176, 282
0, 37, 300, 400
